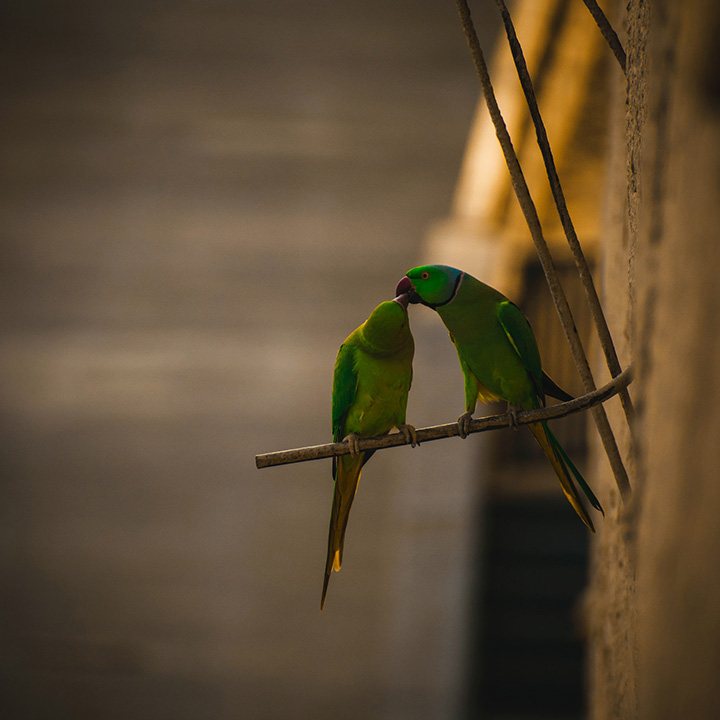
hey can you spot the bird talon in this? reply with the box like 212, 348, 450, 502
506, 406, 520, 431
343, 433, 361, 458
398, 423, 418, 448
457, 412, 473, 439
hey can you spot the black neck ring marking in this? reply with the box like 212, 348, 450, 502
423, 271, 465, 309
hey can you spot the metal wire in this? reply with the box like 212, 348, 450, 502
455, 0, 631, 498
494, 0, 635, 429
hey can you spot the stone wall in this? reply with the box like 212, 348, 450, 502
587, 1, 720, 717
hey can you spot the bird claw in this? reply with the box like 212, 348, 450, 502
398, 423, 418, 448
343, 433, 361, 458
506, 406, 520, 431
457, 412, 473, 439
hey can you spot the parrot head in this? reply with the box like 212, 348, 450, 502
361, 299, 412, 353
395, 265, 464, 309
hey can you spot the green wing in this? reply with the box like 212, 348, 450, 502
332, 338, 381, 475
496, 300, 544, 404
331, 341, 358, 443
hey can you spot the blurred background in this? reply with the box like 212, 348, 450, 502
4, 1, 710, 718
0, 1, 501, 718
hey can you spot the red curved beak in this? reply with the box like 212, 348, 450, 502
395, 276, 413, 296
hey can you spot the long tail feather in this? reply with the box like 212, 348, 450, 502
541, 371, 574, 402
321, 456, 363, 610
546, 425, 604, 515
527, 421, 597, 532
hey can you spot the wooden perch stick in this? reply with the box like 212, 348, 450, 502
255, 366, 632, 469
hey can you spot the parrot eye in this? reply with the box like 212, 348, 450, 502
421, 271, 430, 280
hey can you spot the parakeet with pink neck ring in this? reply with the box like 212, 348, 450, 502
396, 264, 602, 531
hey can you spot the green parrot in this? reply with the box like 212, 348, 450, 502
395, 264, 602, 531
322, 295, 417, 610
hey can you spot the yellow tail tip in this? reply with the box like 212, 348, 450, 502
332, 551, 341, 572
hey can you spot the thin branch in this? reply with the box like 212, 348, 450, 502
255, 367, 632, 469
455, 0, 631, 498
494, 0, 635, 430
581, 0, 627, 73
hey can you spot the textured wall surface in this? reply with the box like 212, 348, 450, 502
588, 1, 720, 718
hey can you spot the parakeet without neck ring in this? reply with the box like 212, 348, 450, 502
322, 295, 417, 610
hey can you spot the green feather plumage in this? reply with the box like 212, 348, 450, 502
401, 264, 602, 531
322, 299, 414, 609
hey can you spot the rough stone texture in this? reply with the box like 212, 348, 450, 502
635, 1, 720, 717
588, 0, 720, 718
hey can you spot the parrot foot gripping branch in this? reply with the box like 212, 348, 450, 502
254, 367, 632, 471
